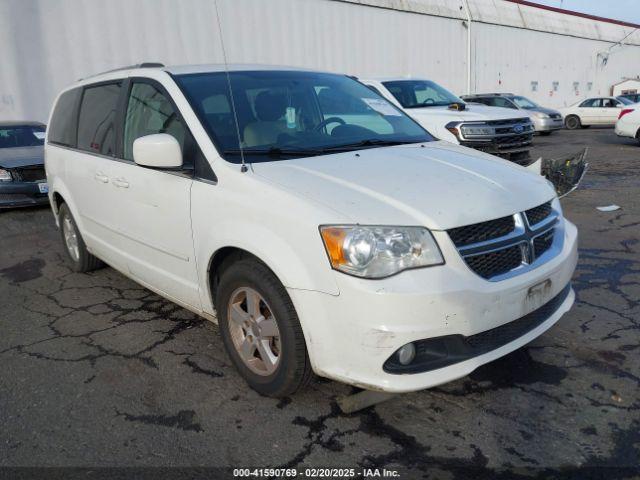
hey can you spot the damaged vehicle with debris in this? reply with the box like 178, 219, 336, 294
45, 64, 578, 403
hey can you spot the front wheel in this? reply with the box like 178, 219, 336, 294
58, 203, 104, 272
565, 116, 581, 130
216, 256, 312, 397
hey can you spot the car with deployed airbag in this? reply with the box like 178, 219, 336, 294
45, 64, 578, 397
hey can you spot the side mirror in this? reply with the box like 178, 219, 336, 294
133, 134, 182, 168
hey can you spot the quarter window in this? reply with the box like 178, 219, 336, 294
49, 88, 81, 147
77, 83, 121, 155
123, 83, 186, 161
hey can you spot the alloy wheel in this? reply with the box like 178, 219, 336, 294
62, 215, 80, 262
227, 287, 281, 376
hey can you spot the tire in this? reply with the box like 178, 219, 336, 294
565, 116, 581, 130
58, 203, 104, 272
215, 255, 312, 397
636, 130, 640, 145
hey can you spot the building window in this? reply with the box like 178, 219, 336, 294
552, 81, 559, 92
531, 81, 538, 92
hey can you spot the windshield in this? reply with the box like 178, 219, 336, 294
0, 125, 45, 148
511, 96, 539, 109
174, 71, 433, 163
617, 96, 634, 105
381, 80, 463, 108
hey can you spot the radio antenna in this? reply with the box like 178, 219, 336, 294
214, 0, 247, 172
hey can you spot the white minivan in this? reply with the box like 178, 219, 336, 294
45, 64, 578, 397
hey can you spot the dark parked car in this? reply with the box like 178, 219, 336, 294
0, 122, 49, 208
619, 93, 640, 104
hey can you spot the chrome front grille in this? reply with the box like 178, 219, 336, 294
448, 201, 562, 281
448, 215, 515, 247
525, 201, 552, 226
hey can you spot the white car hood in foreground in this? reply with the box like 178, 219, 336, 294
407, 104, 527, 123
252, 141, 555, 230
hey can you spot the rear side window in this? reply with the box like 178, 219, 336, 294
48, 88, 81, 147
77, 83, 121, 155
579, 99, 600, 108
489, 97, 517, 109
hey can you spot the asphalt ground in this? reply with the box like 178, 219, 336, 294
0, 127, 638, 479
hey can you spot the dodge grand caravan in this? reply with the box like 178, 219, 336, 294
45, 64, 578, 397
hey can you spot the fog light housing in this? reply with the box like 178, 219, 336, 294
397, 343, 416, 366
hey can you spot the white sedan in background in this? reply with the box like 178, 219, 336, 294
615, 104, 640, 144
559, 96, 634, 129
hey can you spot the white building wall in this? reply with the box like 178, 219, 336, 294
1, 0, 639, 122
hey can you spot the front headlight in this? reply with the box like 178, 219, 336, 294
320, 225, 444, 278
532, 111, 550, 119
0, 169, 12, 182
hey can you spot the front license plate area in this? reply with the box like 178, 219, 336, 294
38, 182, 49, 194
525, 279, 552, 312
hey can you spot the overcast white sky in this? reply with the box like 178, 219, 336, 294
530, 0, 640, 25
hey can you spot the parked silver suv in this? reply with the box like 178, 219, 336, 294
462, 93, 564, 136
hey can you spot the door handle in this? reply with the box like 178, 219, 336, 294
113, 178, 130, 189
94, 172, 109, 183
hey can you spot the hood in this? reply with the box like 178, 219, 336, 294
251, 141, 555, 230
531, 106, 561, 115
0, 146, 44, 168
407, 104, 529, 123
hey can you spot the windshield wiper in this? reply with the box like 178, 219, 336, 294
222, 147, 322, 158
318, 139, 415, 152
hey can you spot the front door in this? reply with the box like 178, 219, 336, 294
107, 80, 200, 309
576, 98, 600, 125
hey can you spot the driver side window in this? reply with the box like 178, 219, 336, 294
123, 82, 186, 161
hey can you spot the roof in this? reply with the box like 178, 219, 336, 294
612, 78, 640, 86
73, 63, 326, 87
462, 93, 517, 97
504, 0, 640, 30
165, 63, 320, 75
0, 121, 46, 127
361, 77, 432, 83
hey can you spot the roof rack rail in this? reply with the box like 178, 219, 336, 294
79, 62, 165, 81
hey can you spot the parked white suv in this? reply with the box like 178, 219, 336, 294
46, 64, 578, 397
361, 78, 535, 161
614, 104, 640, 144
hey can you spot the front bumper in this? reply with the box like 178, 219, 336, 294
289, 219, 578, 393
533, 117, 564, 132
0, 182, 50, 208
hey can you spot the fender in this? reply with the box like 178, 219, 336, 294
195, 218, 340, 315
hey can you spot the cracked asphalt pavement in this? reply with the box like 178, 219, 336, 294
0, 128, 638, 478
